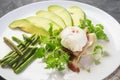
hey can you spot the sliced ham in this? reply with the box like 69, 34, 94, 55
63, 33, 96, 72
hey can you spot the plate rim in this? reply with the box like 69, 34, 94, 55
0, 1, 120, 80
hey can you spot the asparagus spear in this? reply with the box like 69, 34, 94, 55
0, 34, 40, 74
0, 51, 14, 62
1, 57, 12, 67
14, 49, 37, 74
9, 36, 39, 67
3, 37, 23, 56
8, 36, 36, 66
22, 34, 35, 42
11, 47, 33, 68
1, 43, 25, 62
2, 34, 35, 60
12, 36, 24, 45
0, 35, 35, 66
13, 47, 37, 69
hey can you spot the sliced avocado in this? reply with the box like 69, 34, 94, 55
9, 19, 49, 36
69, 6, 85, 26
26, 16, 61, 31
48, 5, 73, 27
36, 10, 66, 28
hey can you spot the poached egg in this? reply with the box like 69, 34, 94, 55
60, 26, 88, 52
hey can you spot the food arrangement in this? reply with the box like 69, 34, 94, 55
0, 5, 108, 74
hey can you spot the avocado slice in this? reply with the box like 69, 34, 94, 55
48, 5, 73, 27
68, 6, 85, 26
9, 19, 49, 36
36, 10, 66, 28
26, 16, 62, 31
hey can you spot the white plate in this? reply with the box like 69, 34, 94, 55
0, 1, 120, 80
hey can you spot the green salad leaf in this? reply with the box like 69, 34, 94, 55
79, 19, 108, 40
35, 24, 69, 71
35, 47, 45, 58
93, 45, 104, 55
93, 45, 108, 57
45, 48, 69, 71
